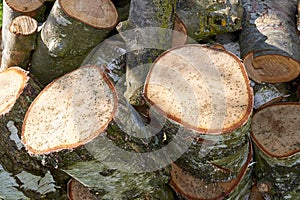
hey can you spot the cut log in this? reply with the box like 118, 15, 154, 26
251, 103, 300, 198
0, 67, 68, 199
240, 0, 300, 83
176, 0, 243, 41
0, 16, 38, 70
30, 0, 118, 85
172, 15, 188, 47
117, 0, 177, 103
170, 139, 253, 200
144, 44, 253, 192
1, 0, 46, 50
5, 0, 45, 13
22, 65, 117, 154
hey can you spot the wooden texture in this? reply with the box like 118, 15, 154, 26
30, 0, 118, 85
240, 0, 300, 83
251, 103, 300, 198
176, 0, 243, 41
22, 66, 117, 155
0, 67, 68, 199
1, 16, 38, 70
5, 0, 45, 13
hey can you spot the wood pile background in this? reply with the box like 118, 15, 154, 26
0, 0, 299, 199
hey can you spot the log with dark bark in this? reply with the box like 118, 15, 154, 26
176, 0, 243, 41
117, 0, 178, 103
240, 0, 300, 83
30, 0, 118, 85
170, 140, 252, 200
144, 44, 253, 198
0, 67, 68, 199
251, 103, 300, 199
21, 64, 177, 199
0, 15, 38, 70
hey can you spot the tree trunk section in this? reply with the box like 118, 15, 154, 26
251, 103, 300, 199
240, 0, 300, 83
117, 0, 177, 104
30, 0, 118, 85
1, 16, 38, 70
176, 0, 243, 41
1, 0, 46, 50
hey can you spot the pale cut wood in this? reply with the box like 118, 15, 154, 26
0, 67, 28, 115
170, 142, 252, 200
144, 44, 253, 134
1, 16, 38, 70
22, 66, 117, 155
251, 103, 300, 158
59, 0, 118, 29
5, 0, 45, 13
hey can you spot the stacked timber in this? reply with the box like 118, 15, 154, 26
0, 67, 68, 199
144, 44, 254, 199
251, 103, 300, 199
30, 0, 119, 85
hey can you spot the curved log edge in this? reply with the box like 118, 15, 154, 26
22, 65, 117, 155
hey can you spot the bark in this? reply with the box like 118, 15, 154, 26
0, 68, 68, 199
0, 16, 38, 70
240, 0, 300, 83
176, 0, 243, 41
253, 83, 285, 109
30, 0, 118, 85
251, 103, 300, 199
117, 0, 178, 104
143, 44, 253, 198
1, 0, 46, 50
170, 140, 253, 200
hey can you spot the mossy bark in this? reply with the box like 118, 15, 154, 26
117, 0, 177, 104
0, 77, 68, 199
176, 0, 243, 41
30, 0, 113, 85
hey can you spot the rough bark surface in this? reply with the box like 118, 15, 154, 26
30, 0, 118, 85
240, 0, 300, 83
117, 0, 178, 103
0, 71, 68, 199
176, 0, 243, 41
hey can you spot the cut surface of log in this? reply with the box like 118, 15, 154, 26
240, 0, 300, 83
0, 67, 28, 115
59, 0, 118, 29
144, 44, 253, 134
5, 0, 45, 13
251, 103, 300, 158
22, 66, 117, 154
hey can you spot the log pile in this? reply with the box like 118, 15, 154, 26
0, 0, 299, 199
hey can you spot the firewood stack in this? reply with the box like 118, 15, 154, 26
0, 0, 299, 199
